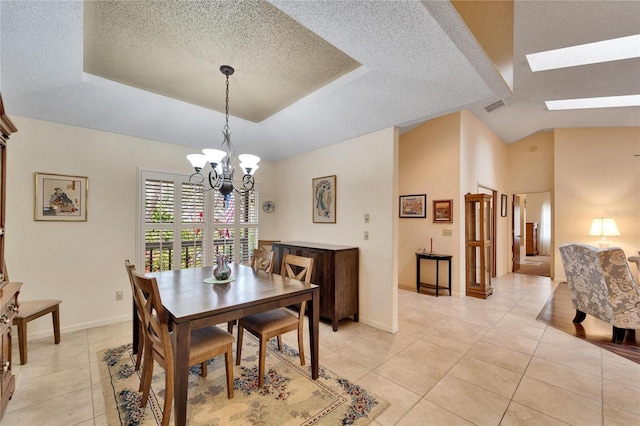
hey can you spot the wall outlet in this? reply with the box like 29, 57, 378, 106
364, 214, 369, 223
116, 291, 124, 301
364, 231, 369, 240
443, 229, 453, 236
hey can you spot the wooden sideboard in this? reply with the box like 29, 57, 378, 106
272, 242, 358, 331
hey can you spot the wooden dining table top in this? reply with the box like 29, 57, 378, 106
148, 263, 318, 322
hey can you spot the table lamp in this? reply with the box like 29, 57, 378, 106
589, 218, 620, 248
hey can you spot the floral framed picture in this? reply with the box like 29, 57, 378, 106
399, 194, 426, 218
312, 175, 336, 223
35, 172, 88, 221
433, 199, 453, 223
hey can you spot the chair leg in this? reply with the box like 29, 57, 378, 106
236, 325, 244, 365
140, 345, 154, 400
573, 310, 587, 323
134, 325, 144, 371
276, 335, 283, 351
16, 319, 27, 365
162, 362, 174, 426
258, 337, 267, 388
201, 362, 207, 377
297, 327, 305, 366
612, 326, 626, 344
52, 305, 61, 344
225, 344, 234, 399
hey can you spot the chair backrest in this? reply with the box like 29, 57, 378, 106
257, 239, 280, 252
251, 248, 274, 272
559, 243, 640, 327
281, 254, 314, 284
125, 260, 146, 324
130, 270, 174, 364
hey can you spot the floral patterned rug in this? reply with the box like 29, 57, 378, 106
99, 334, 389, 425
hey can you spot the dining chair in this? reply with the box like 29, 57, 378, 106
130, 270, 234, 426
124, 260, 144, 371
250, 248, 275, 272
236, 254, 314, 387
5, 262, 61, 365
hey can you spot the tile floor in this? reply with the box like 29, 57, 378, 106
2, 273, 640, 425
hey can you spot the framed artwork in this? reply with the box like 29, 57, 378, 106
433, 199, 453, 223
312, 175, 336, 223
399, 194, 426, 218
501, 194, 508, 217
35, 172, 88, 221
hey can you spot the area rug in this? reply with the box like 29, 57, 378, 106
99, 334, 389, 425
537, 282, 640, 364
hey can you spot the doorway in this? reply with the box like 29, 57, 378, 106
512, 192, 551, 277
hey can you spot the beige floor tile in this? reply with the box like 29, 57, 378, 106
424, 375, 510, 425
603, 404, 640, 426
603, 378, 640, 415
601, 350, 640, 388
334, 337, 398, 370
534, 341, 602, 376
362, 328, 419, 353
319, 351, 370, 382
396, 398, 474, 425
512, 376, 602, 425
466, 341, 532, 374
356, 372, 421, 426
421, 327, 480, 354
481, 328, 540, 355
500, 401, 569, 425
374, 353, 444, 396
0, 387, 94, 426
525, 356, 602, 401
448, 356, 523, 399
8, 365, 91, 412
400, 339, 464, 372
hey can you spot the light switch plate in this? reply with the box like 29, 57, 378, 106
443, 229, 453, 236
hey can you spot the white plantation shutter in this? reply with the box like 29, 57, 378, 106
139, 171, 259, 271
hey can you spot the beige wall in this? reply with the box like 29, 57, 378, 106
398, 110, 510, 296
398, 113, 461, 293
272, 128, 399, 332
7, 116, 400, 337
506, 131, 554, 194
554, 127, 640, 279
6, 116, 218, 337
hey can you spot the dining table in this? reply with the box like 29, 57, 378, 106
134, 262, 320, 426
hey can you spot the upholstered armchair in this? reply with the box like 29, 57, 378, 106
559, 243, 640, 344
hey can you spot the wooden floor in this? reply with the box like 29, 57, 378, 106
537, 282, 640, 364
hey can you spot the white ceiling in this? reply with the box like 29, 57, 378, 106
1, 1, 639, 163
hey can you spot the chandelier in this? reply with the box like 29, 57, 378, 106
186, 65, 260, 196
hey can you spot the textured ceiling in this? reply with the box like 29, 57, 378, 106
1, 1, 639, 163
83, 1, 360, 122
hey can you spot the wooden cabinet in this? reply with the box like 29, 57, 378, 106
526, 222, 538, 256
0, 93, 18, 419
0, 282, 20, 417
465, 194, 493, 299
272, 242, 358, 331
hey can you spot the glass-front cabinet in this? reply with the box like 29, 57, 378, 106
465, 193, 493, 299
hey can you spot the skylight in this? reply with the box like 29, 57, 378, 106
545, 95, 640, 110
526, 34, 640, 72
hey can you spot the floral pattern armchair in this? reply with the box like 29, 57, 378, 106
559, 243, 640, 344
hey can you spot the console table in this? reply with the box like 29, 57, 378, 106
416, 253, 452, 297
272, 241, 358, 331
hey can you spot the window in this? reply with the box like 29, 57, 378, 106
139, 170, 259, 272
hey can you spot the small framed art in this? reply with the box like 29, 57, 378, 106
501, 194, 508, 217
313, 175, 336, 223
433, 199, 453, 223
399, 194, 426, 218
35, 172, 88, 221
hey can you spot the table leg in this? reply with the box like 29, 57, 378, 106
448, 257, 452, 295
173, 322, 191, 426
308, 287, 320, 380
435, 260, 440, 297
416, 256, 421, 293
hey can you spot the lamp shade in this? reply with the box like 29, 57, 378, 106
589, 218, 620, 237
202, 149, 227, 165
186, 154, 207, 170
